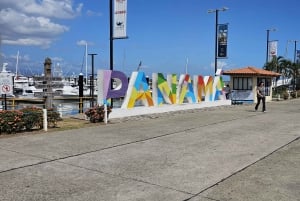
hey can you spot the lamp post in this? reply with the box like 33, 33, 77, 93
88, 53, 97, 108
266, 28, 276, 64
208, 7, 228, 75
292, 40, 298, 91
293, 40, 298, 63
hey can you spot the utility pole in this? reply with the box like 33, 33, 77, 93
88, 53, 97, 108
109, 0, 114, 107
208, 7, 228, 76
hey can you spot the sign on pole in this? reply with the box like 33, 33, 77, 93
296, 50, 300, 63
268, 40, 278, 62
113, 0, 127, 39
0, 73, 13, 95
217, 24, 228, 58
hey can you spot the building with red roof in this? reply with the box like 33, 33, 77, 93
223, 66, 281, 103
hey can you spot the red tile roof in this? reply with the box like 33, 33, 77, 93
223, 66, 281, 77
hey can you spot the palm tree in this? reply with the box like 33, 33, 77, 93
279, 59, 292, 85
287, 62, 300, 90
264, 56, 284, 90
264, 56, 284, 73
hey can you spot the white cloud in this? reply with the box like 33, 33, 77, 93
77, 40, 88, 46
51, 57, 64, 62
3, 38, 52, 48
0, 0, 82, 19
22, 54, 31, 62
0, 0, 82, 47
76, 40, 94, 46
86, 10, 102, 17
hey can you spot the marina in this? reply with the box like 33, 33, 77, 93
0, 61, 103, 116
0, 96, 94, 115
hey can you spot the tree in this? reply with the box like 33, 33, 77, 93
264, 56, 284, 89
287, 62, 300, 90
264, 56, 284, 73
279, 58, 292, 85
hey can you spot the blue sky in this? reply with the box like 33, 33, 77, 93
1, 0, 300, 78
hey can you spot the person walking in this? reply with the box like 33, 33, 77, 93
224, 84, 231, 100
255, 81, 266, 112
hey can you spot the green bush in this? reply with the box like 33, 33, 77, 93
47, 108, 62, 128
0, 107, 62, 134
0, 110, 23, 134
85, 105, 112, 123
20, 107, 43, 131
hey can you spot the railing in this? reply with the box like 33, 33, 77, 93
0, 96, 97, 116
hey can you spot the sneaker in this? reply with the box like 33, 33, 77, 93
262, 110, 267, 112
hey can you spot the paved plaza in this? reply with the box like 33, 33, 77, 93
0, 99, 299, 201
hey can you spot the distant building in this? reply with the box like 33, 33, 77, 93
223, 66, 280, 103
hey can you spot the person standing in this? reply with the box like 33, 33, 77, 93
224, 84, 231, 99
255, 81, 266, 112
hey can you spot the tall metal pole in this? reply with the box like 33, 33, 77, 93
208, 7, 228, 76
85, 42, 88, 84
110, 0, 113, 71
214, 10, 218, 76
109, 0, 114, 107
266, 29, 270, 65
293, 40, 298, 91
89, 53, 97, 108
293, 40, 297, 63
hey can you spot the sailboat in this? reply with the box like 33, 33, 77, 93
13, 51, 42, 97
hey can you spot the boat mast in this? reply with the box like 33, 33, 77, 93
85, 42, 88, 84
15, 50, 19, 76
185, 57, 188, 74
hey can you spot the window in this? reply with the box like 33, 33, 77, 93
233, 77, 252, 90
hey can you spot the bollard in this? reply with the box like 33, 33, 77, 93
58, 104, 63, 118
104, 104, 108, 124
43, 109, 48, 131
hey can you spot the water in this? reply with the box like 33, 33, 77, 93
1, 98, 124, 117
53, 99, 124, 116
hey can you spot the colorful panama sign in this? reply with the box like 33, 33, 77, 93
97, 70, 225, 109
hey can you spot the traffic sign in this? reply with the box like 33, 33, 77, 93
2, 85, 11, 93
0, 74, 13, 95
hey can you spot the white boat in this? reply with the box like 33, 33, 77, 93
54, 85, 78, 97
2, 59, 94, 99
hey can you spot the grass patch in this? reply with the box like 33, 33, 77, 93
0, 117, 103, 139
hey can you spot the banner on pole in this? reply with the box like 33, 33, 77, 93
113, 0, 127, 39
268, 40, 278, 61
297, 50, 300, 63
217, 24, 228, 58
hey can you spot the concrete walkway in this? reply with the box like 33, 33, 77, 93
0, 99, 299, 201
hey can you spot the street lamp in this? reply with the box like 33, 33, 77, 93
266, 28, 276, 64
292, 40, 298, 63
290, 40, 299, 91
88, 53, 97, 108
208, 7, 228, 75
